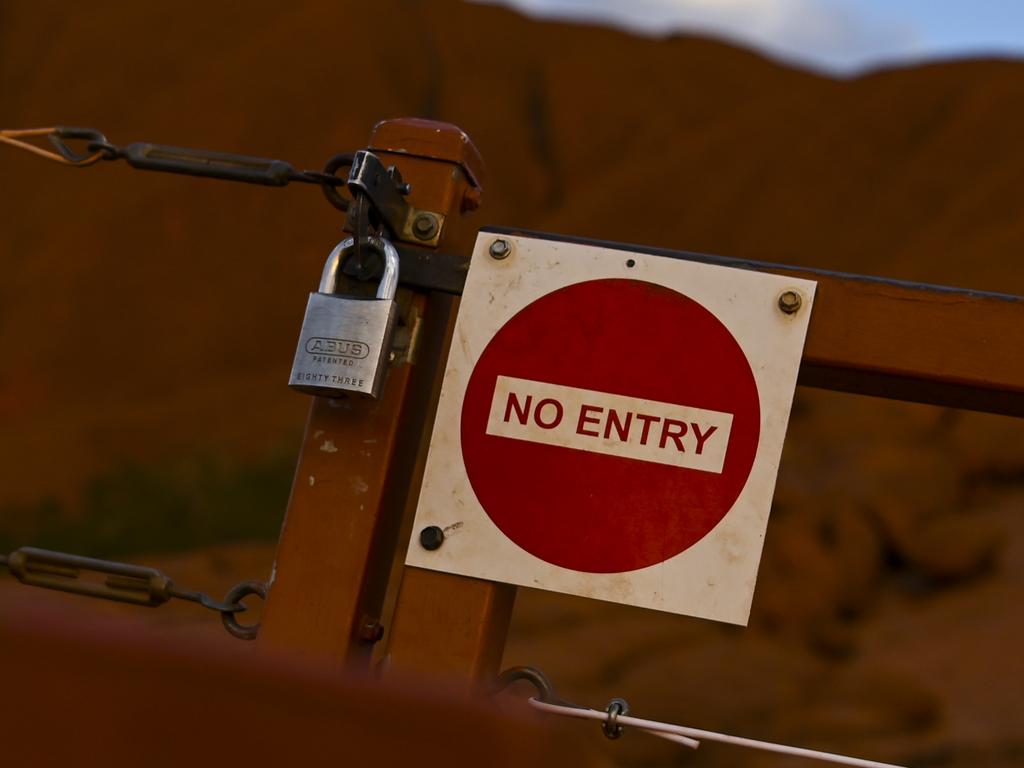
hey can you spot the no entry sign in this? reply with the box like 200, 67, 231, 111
406, 233, 816, 624
462, 278, 760, 575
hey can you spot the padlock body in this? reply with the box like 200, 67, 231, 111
289, 292, 398, 399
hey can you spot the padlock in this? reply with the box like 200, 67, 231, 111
288, 235, 400, 399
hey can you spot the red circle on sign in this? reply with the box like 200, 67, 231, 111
461, 278, 760, 573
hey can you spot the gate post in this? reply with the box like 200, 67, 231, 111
258, 118, 484, 666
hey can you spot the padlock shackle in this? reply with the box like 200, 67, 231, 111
319, 236, 399, 300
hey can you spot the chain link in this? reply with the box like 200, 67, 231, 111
0, 547, 265, 640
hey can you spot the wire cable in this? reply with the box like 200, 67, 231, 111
529, 699, 908, 768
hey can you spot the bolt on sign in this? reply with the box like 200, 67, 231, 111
406, 233, 817, 624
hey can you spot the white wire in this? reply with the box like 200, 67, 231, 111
645, 731, 701, 749
528, 699, 908, 768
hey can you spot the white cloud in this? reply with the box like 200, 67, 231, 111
475, 0, 922, 73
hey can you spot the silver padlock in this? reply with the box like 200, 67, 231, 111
288, 235, 400, 399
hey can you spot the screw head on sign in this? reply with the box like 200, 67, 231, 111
419, 525, 445, 551
489, 238, 512, 260
778, 290, 802, 315
412, 213, 439, 240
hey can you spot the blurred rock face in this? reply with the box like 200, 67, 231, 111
1, 1, 1023, 766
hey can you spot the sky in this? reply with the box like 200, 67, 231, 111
477, 0, 1024, 74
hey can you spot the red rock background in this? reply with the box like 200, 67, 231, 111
2, 1, 1023, 765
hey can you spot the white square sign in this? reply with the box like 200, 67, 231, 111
406, 233, 816, 624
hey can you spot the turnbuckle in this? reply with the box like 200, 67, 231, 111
3, 547, 239, 610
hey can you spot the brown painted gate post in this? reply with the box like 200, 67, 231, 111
385, 560, 517, 691
257, 118, 507, 670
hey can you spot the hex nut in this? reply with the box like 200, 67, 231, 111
489, 238, 512, 260
778, 290, 802, 315
412, 213, 439, 240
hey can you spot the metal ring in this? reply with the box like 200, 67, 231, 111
602, 698, 629, 740
220, 580, 267, 641
86, 140, 123, 161
491, 666, 585, 709
320, 152, 356, 212
48, 127, 109, 165
492, 666, 559, 701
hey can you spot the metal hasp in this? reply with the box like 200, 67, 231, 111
347, 151, 413, 233
345, 147, 479, 248
258, 119, 498, 674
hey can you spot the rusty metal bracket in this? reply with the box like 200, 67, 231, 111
346, 150, 446, 247
387, 244, 468, 293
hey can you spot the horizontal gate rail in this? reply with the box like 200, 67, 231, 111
397, 227, 1024, 417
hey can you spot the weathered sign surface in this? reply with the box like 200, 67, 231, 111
406, 234, 816, 624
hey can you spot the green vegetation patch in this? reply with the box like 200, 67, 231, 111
0, 453, 295, 558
